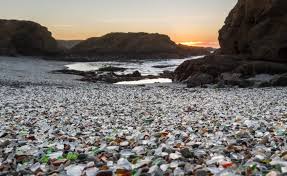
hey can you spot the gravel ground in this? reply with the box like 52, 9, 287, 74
0, 56, 83, 86
0, 57, 287, 175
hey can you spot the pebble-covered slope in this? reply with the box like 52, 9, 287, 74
1, 84, 287, 175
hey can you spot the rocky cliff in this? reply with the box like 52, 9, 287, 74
0, 19, 59, 56
69, 32, 212, 60
174, 0, 287, 87
219, 0, 287, 61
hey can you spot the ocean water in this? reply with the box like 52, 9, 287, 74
115, 78, 172, 85
65, 56, 204, 75
65, 56, 204, 84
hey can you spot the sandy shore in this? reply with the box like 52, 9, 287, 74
0, 56, 287, 175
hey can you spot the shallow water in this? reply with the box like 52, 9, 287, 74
115, 78, 172, 85
65, 56, 204, 76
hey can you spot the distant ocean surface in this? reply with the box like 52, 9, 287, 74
65, 56, 204, 76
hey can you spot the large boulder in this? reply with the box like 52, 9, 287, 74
69, 32, 212, 60
174, 55, 244, 82
174, 54, 287, 87
218, 0, 287, 61
0, 19, 59, 56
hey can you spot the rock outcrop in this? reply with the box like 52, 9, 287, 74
219, 0, 287, 61
174, 0, 287, 87
52, 69, 173, 84
57, 40, 82, 50
174, 55, 287, 87
69, 32, 212, 61
0, 19, 59, 56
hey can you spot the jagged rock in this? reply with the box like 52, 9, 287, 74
69, 32, 212, 60
0, 19, 59, 56
218, 0, 287, 61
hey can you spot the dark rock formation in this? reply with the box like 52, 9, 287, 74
57, 40, 82, 50
69, 32, 212, 61
174, 0, 287, 87
177, 44, 214, 57
52, 69, 172, 84
98, 66, 127, 72
175, 55, 244, 82
0, 19, 59, 56
218, 0, 287, 61
175, 55, 287, 87
186, 73, 214, 88
270, 73, 287, 86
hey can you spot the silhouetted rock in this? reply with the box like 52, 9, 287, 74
177, 44, 214, 57
174, 55, 244, 82
175, 55, 287, 87
69, 32, 212, 60
98, 66, 127, 72
57, 40, 82, 50
0, 19, 59, 56
174, 0, 287, 87
270, 73, 287, 86
218, 0, 287, 61
52, 68, 173, 84
160, 70, 174, 79
130, 71, 141, 77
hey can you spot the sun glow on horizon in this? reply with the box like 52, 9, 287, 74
178, 41, 219, 48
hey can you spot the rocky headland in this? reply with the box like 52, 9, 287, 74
68, 32, 213, 61
0, 19, 60, 56
174, 0, 287, 87
0, 20, 213, 61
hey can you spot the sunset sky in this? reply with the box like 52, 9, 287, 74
1, 0, 237, 47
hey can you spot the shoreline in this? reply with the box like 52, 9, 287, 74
1, 56, 287, 175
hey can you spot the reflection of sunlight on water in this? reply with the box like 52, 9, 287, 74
115, 78, 172, 85
178, 41, 219, 48
65, 56, 204, 76
65, 56, 204, 84
65, 63, 100, 72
